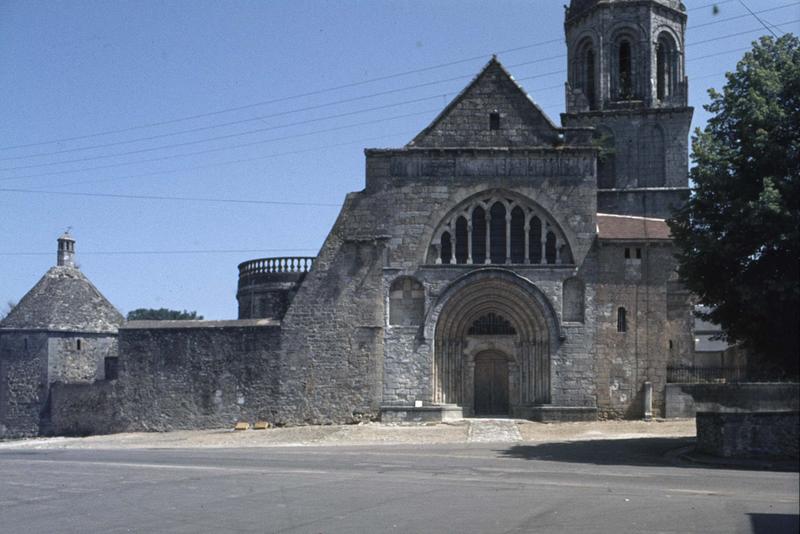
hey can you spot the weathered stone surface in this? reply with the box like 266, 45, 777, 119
696, 411, 800, 458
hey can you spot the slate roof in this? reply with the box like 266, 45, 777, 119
0, 265, 123, 333
596, 213, 672, 241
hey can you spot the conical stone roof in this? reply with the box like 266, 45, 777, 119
0, 265, 123, 333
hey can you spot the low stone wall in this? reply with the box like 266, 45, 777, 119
696, 411, 800, 458
665, 383, 800, 418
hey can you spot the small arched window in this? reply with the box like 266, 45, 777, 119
76, 339, 82, 351
389, 277, 425, 326
617, 307, 627, 333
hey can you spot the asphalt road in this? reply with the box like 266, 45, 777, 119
0, 437, 797, 534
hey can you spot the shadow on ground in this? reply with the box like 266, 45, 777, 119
749, 513, 800, 534
500, 437, 800, 471
498, 437, 694, 467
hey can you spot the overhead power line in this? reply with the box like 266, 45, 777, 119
1, 0, 794, 153
737, 0, 780, 37
0, 93, 450, 164
0, 108, 441, 180
0, 37, 562, 152
0, 187, 343, 207
19, 129, 420, 190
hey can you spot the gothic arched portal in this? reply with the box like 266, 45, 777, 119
430, 272, 556, 416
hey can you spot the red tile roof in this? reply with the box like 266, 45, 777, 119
596, 213, 672, 241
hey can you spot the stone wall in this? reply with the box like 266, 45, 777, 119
115, 320, 282, 431
0, 332, 48, 438
696, 411, 800, 458
591, 241, 687, 418
49, 380, 123, 436
665, 382, 800, 418
47, 333, 117, 384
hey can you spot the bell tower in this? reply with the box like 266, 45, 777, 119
561, 0, 693, 218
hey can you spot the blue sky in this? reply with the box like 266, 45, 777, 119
1, 0, 798, 319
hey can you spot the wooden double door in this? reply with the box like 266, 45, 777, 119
474, 352, 510, 416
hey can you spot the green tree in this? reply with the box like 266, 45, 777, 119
126, 308, 204, 321
669, 35, 800, 377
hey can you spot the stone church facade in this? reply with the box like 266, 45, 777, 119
1, 0, 696, 437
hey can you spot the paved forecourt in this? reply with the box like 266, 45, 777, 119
0, 438, 797, 533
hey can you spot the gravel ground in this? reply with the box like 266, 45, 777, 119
0, 418, 696, 450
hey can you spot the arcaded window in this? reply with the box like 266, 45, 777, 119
429, 192, 572, 266
563, 277, 585, 323
617, 307, 627, 333
638, 124, 666, 187
389, 277, 425, 326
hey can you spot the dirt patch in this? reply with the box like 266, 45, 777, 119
0, 419, 694, 450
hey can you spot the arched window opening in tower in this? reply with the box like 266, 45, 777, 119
618, 40, 633, 99
430, 194, 573, 266
656, 33, 678, 102
468, 312, 517, 336
585, 47, 596, 108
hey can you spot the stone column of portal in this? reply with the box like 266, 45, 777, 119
505, 213, 512, 263
643, 381, 653, 420
467, 222, 473, 264
524, 223, 531, 263
451, 225, 457, 264
540, 226, 546, 265
485, 214, 492, 264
